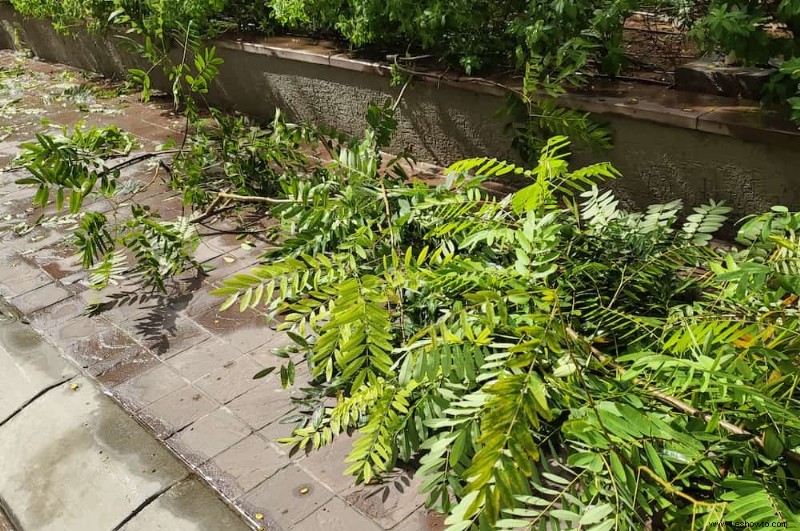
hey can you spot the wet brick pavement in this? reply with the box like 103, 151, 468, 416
0, 50, 443, 530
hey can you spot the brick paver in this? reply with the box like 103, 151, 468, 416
0, 49, 444, 530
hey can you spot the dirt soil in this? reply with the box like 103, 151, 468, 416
620, 12, 700, 85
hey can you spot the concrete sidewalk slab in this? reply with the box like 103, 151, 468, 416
0, 376, 188, 531
0, 378, 182, 531
0, 310, 76, 423
119, 476, 249, 531
0, 300, 250, 531
0, 506, 14, 531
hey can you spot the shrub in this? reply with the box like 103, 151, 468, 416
691, 0, 800, 66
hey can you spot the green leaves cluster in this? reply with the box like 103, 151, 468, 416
78, 208, 200, 291
691, 0, 800, 66
11, 122, 201, 292
14, 123, 134, 213
211, 109, 800, 529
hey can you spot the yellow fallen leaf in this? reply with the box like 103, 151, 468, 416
299, 487, 309, 495
733, 334, 756, 349
255, 513, 264, 521
223, 256, 236, 263
69, 383, 79, 391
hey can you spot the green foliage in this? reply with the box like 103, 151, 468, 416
171, 107, 312, 208
8, 0, 234, 35
118, 207, 201, 291
210, 108, 800, 529
272, 0, 631, 76
11, 122, 201, 291
691, 0, 800, 66
765, 58, 800, 124
8, 0, 630, 76
689, 0, 800, 126
13, 123, 135, 213
10, 0, 800, 129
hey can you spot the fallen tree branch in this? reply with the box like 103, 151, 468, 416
565, 326, 800, 465
216, 192, 300, 204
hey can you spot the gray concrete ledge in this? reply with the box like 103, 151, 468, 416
212, 35, 800, 146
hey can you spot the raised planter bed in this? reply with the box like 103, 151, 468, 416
1, 3, 800, 218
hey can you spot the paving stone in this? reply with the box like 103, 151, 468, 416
94, 349, 160, 388
247, 335, 297, 367
239, 464, 334, 529
111, 363, 188, 412
195, 355, 264, 404
194, 306, 276, 354
24, 241, 77, 277
200, 253, 261, 286
258, 416, 302, 456
119, 476, 250, 531
197, 232, 267, 263
198, 434, 289, 499
392, 508, 446, 531
10, 226, 69, 254
78, 286, 166, 321
297, 433, 361, 494
27, 296, 86, 340
166, 338, 244, 381
166, 407, 252, 468
139, 386, 219, 439
138, 193, 184, 219
292, 496, 381, 531
183, 286, 224, 318
226, 372, 298, 430
10, 282, 71, 314
193, 235, 230, 263
57, 270, 90, 292
61, 324, 147, 375
343, 470, 426, 529
46, 312, 109, 345
0, 254, 52, 297
123, 311, 211, 358
40, 254, 83, 282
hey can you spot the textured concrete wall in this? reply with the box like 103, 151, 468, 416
2, 4, 800, 219
206, 45, 516, 163
573, 117, 800, 216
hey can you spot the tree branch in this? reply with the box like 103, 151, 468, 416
565, 327, 800, 465
216, 192, 300, 204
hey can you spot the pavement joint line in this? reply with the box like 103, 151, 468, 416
109, 480, 176, 531
0, 498, 20, 531
0, 374, 76, 429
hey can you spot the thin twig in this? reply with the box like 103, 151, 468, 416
105, 150, 180, 174
565, 327, 800, 465
216, 192, 300, 204
190, 203, 237, 225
